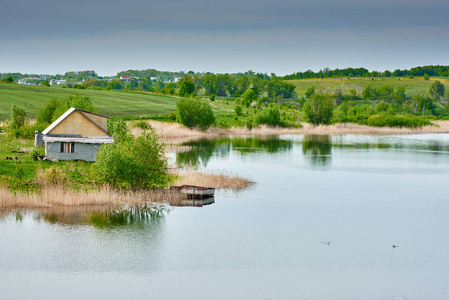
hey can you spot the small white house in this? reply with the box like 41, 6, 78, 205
39, 108, 114, 162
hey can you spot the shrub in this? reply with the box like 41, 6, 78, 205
254, 106, 281, 127
305, 86, 315, 98
134, 120, 151, 130
94, 127, 169, 190
36, 98, 60, 125
11, 123, 47, 139
241, 89, 257, 107
366, 114, 432, 128
302, 93, 335, 125
10, 105, 27, 130
176, 97, 215, 131
235, 105, 243, 116
178, 79, 195, 97
168, 111, 177, 121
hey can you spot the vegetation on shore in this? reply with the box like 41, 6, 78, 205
0, 107, 254, 208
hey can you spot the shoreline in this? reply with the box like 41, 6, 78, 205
0, 170, 254, 209
133, 120, 449, 144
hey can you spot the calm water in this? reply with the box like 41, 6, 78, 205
1, 134, 449, 299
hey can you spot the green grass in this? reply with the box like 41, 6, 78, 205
0, 84, 179, 120
288, 77, 449, 98
0, 134, 94, 192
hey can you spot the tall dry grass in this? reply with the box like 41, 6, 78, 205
174, 170, 255, 192
0, 185, 185, 208
132, 120, 449, 145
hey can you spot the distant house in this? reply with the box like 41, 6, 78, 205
38, 108, 114, 162
120, 76, 130, 81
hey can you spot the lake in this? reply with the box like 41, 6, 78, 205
1, 134, 449, 299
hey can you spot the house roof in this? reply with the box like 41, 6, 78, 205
43, 136, 114, 144
42, 107, 110, 136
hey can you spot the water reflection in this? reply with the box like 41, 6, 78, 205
302, 135, 332, 166
2, 204, 169, 229
176, 134, 449, 170
176, 136, 293, 167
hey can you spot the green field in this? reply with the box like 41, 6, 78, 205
288, 77, 449, 98
0, 84, 179, 120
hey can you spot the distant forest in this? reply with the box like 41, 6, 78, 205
282, 65, 449, 80
2, 65, 449, 82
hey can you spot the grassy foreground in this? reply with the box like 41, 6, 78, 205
0, 83, 178, 120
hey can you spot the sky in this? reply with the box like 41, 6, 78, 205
1, 0, 448, 76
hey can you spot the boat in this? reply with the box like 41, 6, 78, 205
170, 185, 215, 198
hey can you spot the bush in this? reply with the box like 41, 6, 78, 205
176, 97, 215, 131
10, 105, 27, 130
134, 120, 151, 130
254, 106, 281, 127
11, 123, 47, 139
168, 111, 177, 121
94, 127, 169, 190
36, 98, 60, 124
302, 93, 335, 125
235, 105, 243, 116
366, 114, 432, 128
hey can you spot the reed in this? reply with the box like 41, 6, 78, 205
132, 120, 449, 145
0, 185, 185, 208
174, 170, 255, 191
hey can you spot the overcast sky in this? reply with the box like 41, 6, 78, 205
1, 0, 448, 76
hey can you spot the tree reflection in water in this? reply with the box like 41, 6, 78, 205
176, 135, 293, 167
2, 204, 170, 229
302, 135, 332, 166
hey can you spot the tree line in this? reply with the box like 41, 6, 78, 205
282, 65, 449, 80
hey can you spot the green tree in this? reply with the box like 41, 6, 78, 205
305, 86, 316, 98
241, 89, 257, 107
176, 97, 215, 131
429, 80, 445, 101
10, 105, 27, 130
161, 83, 176, 95
423, 73, 430, 80
94, 126, 169, 190
303, 93, 335, 125
410, 93, 434, 115
254, 106, 281, 126
36, 98, 60, 124
178, 78, 195, 97
107, 80, 122, 90
362, 86, 378, 99
234, 104, 243, 116
52, 94, 96, 122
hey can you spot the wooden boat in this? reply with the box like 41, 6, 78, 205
170, 185, 215, 198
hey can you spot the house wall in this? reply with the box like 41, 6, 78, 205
47, 111, 108, 137
45, 142, 103, 162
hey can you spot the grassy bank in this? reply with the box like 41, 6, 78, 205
0, 83, 178, 120
0, 170, 254, 208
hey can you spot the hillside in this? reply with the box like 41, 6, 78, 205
289, 77, 449, 98
0, 84, 178, 120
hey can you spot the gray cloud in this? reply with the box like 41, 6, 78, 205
2, 0, 448, 38
1, 0, 448, 74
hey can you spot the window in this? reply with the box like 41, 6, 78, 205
60, 142, 75, 153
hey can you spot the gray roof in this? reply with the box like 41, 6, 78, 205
43, 136, 114, 144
